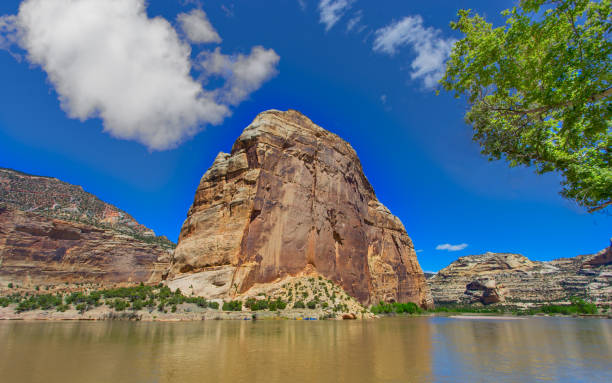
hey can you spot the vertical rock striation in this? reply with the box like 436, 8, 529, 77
169, 109, 432, 307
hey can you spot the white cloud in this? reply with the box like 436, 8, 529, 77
0, 15, 20, 56
199, 46, 280, 106
436, 243, 468, 251
0, 0, 279, 150
346, 10, 363, 32
318, 0, 353, 31
380, 94, 387, 104
298, 0, 307, 11
373, 15, 456, 89
177, 9, 221, 44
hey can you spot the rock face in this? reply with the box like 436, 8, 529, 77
0, 167, 173, 247
169, 109, 432, 307
428, 248, 612, 305
0, 205, 171, 286
0, 168, 174, 287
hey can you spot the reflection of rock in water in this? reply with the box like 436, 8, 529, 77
0, 319, 434, 383
430, 317, 612, 382
1, 319, 610, 382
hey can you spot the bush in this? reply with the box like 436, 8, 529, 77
306, 300, 317, 309
370, 301, 422, 315
208, 301, 219, 310
132, 300, 144, 311
56, 304, 68, 312
111, 299, 128, 311
75, 303, 87, 313
8, 283, 13, 289
222, 300, 242, 311
293, 301, 305, 309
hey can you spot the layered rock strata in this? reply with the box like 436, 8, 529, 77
168, 109, 432, 307
0, 167, 174, 249
428, 247, 612, 305
0, 204, 171, 286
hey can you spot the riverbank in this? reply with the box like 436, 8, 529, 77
0, 304, 371, 321
3, 305, 611, 322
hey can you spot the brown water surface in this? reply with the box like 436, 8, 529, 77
0, 317, 610, 382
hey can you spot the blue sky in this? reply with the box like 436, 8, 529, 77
0, 0, 609, 272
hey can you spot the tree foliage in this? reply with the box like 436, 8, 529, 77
442, 0, 611, 212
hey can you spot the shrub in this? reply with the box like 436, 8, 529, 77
75, 303, 87, 313
293, 301, 305, 309
56, 304, 68, 312
222, 300, 242, 311
132, 300, 144, 311
307, 300, 317, 309
8, 283, 13, 289
112, 299, 128, 311
208, 301, 219, 310
370, 301, 422, 315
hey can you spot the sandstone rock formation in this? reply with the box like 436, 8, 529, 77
168, 109, 432, 307
0, 168, 173, 287
0, 204, 171, 287
0, 167, 173, 247
428, 247, 612, 306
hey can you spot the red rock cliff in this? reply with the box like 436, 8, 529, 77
0, 205, 171, 286
169, 110, 432, 307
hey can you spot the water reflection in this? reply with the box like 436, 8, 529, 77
0, 318, 433, 383
431, 317, 612, 382
0, 317, 610, 383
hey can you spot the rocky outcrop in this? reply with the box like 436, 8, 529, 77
0, 167, 174, 249
428, 248, 612, 305
168, 109, 432, 307
0, 204, 171, 287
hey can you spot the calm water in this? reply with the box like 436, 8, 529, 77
0, 317, 610, 382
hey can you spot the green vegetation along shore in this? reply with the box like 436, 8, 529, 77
1, 283, 609, 320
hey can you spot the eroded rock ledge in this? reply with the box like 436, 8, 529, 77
168, 109, 432, 307
427, 247, 611, 306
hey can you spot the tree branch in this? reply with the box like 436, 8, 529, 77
588, 200, 612, 213
484, 87, 612, 116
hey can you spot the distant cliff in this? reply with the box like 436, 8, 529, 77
427, 247, 611, 306
168, 110, 432, 307
0, 167, 174, 249
0, 168, 173, 287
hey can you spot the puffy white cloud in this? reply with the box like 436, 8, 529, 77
0, 0, 279, 150
199, 46, 280, 106
177, 9, 221, 44
436, 243, 468, 251
318, 0, 353, 31
373, 15, 456, 88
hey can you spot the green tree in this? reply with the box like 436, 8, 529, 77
442, 0, 611, 212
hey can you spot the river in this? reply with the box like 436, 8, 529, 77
0, 317, 610, 382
